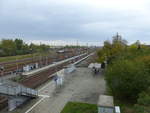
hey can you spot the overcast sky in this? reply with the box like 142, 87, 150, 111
0, 0, 150, 46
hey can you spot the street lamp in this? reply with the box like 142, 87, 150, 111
30, 48, 34, 64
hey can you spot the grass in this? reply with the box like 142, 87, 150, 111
0, 52, 52, 62
61, 102, 97, 113
0, 54, 35, 62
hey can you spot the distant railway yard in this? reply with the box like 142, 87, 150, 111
0, 48, 89, 76
0, 47, 98, 112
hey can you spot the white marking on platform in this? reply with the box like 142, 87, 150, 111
25, 97, 45, 113
38, 94, 50, 98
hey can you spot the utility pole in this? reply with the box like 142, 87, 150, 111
16, 57, 18, 73
76, 40, 79, 47
30, 48, 34, 70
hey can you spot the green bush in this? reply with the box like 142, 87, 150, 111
105, 60, 150, 102
134, 88, 150, 113
137, 91, 150, 106
134, 104, 150, 113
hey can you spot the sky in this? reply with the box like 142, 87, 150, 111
0, 0, 150, 46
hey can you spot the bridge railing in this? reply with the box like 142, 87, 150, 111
0, 80, 38, 97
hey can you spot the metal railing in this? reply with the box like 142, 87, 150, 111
0, 79, 38, 97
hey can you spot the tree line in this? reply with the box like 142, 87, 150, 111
0, 39, 50, 57
97, 33, 150, 113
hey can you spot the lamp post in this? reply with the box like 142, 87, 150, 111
40, 52, 42, 67
30, 48, 34, 64
16, 57, 18, 74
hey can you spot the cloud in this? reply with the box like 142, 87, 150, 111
0, 0, 150, 45
26, 39, 101, 46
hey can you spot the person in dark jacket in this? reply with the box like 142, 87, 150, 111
101, 62, 105, 69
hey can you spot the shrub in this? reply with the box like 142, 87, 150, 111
105, 60, 150, 102
135, 55, 150, 73
137, 91, 150, 106
134, 89, 150, 113
134, 104, 150, 113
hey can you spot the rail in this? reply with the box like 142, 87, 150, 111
22, 53, 87, 76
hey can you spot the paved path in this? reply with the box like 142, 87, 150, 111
10, 67, 105, 113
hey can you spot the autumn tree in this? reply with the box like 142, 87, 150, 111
97, 33, 127, 63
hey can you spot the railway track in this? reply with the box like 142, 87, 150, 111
0, 51, 91, 110
0, 50, 87, 76
20, 54, 87, 88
